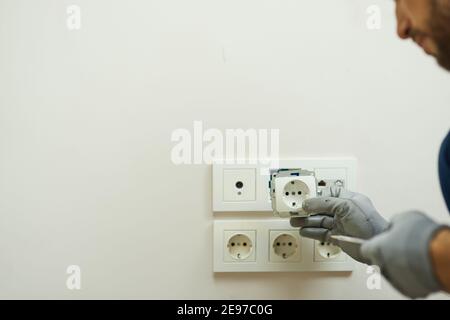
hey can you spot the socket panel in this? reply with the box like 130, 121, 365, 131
214, 220, 353, 272
212, 158, 357, 213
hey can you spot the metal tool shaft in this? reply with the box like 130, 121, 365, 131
330, 235, 366, 245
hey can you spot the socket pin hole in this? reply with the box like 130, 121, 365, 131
285, 192, 289, 196
288, 242, 292, 246
318, 180, 327, 187
298, 191, 302, 195
276, 242, 280, 246
291, 192, 295, 195
321, 242, 324, 246
243, 242, 247, 246
291, 181, 295, 184
235, 181, 244, 189
292, 202, 296, 206
327, 253, 330, 257
231, 242, 235, 246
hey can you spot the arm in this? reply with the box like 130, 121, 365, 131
291, 188, 448, 298
361, 212, 447, 299
430, 228, 450, 292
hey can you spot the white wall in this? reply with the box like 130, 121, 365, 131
0, 0, 449, 299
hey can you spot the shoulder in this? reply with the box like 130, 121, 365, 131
439, 131, 450, 212
440, 132, 450, 163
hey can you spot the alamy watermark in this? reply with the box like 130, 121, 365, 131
366, 5, 382, 30
366, 265, 382, 290
66, 5, 81, 30
171, 121, 280, 169
66, 265, 81, 290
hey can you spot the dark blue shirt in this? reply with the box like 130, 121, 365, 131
439, 131, 450, 213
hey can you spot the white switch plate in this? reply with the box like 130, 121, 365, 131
212, 158, 357, 213
213, 220, 353, 272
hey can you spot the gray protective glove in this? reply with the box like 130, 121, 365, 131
290, 187, 389, 263
361, 211, 445, 299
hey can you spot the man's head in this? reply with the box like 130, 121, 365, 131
396, 0, 450, 70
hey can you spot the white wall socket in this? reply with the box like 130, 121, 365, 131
214, 220, 353, 272
314, 240, 346, 262
269, 230, 301, 263
212, 158, 357, 213
273, 173, 317, 218
224, 230, 256, 262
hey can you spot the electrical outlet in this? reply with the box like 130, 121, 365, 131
212, 158, 357, 213
271, 170, 317, 218
269, 230, 301, 262
314, 240, 346, 262
223, 230, 256, 262
317, 179, 345, 196
223, 169, 256, 202
214, 220, 353, 272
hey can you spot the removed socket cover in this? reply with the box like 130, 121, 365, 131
269, 169, 317, 218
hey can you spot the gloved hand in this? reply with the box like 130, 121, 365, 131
290, 187, 388, 263
361, 211, 444, 299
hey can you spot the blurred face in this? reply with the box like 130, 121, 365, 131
396, 0, 450, 70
